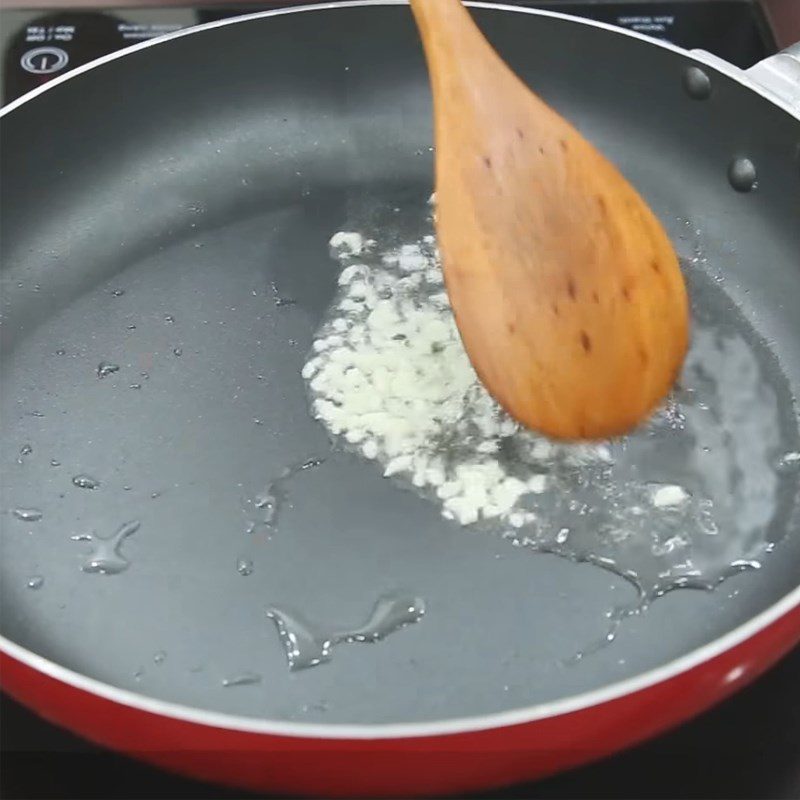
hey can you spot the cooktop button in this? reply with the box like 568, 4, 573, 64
21, 46, 69, 75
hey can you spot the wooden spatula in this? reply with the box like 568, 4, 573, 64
410, 0, 689, 440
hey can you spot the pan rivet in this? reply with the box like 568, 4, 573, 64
728, 158, 757, 192
682, 66, 712, 100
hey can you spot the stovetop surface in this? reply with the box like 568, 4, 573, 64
0, 1, 795, 798
0, 0, 777, 103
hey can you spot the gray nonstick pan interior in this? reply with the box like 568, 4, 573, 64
1, 3, 799, 725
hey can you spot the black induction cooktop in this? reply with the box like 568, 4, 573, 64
0, 0, 777, 104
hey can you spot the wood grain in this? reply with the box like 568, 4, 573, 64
410, 0, 689, 440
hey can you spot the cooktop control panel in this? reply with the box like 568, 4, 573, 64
1, 1, 776, 104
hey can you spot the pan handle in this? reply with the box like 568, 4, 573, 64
744, 42, 800, 111
690, 42, 800, 113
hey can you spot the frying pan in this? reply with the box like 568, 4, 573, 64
1, 2, 799, 797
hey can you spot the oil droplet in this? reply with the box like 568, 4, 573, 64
271, 281, 297, 308
126, 324, 137, 330
97, 362, 120, 378
728, 157, 757, 192
565, 607, 627, 665
730, 558, 762, 571
236, 558, 254, 576
27, 575, 44, 590
72, 474, 100, 490
682, 65, 712, 100
266, 592, 426, 671
12, 508, 43, 522
222, 672, 262, 687
50, 459, 60, 467
253, 457, 325, 528
298, 458, 325, 472
153, 650, 166, 665
80, 520, 140, 574
301, 701, 329, 714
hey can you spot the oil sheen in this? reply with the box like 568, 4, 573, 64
267, 593, 426, 670
304, 219, 800, 606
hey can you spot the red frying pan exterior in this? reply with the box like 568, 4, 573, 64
2, 599, 798, 797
